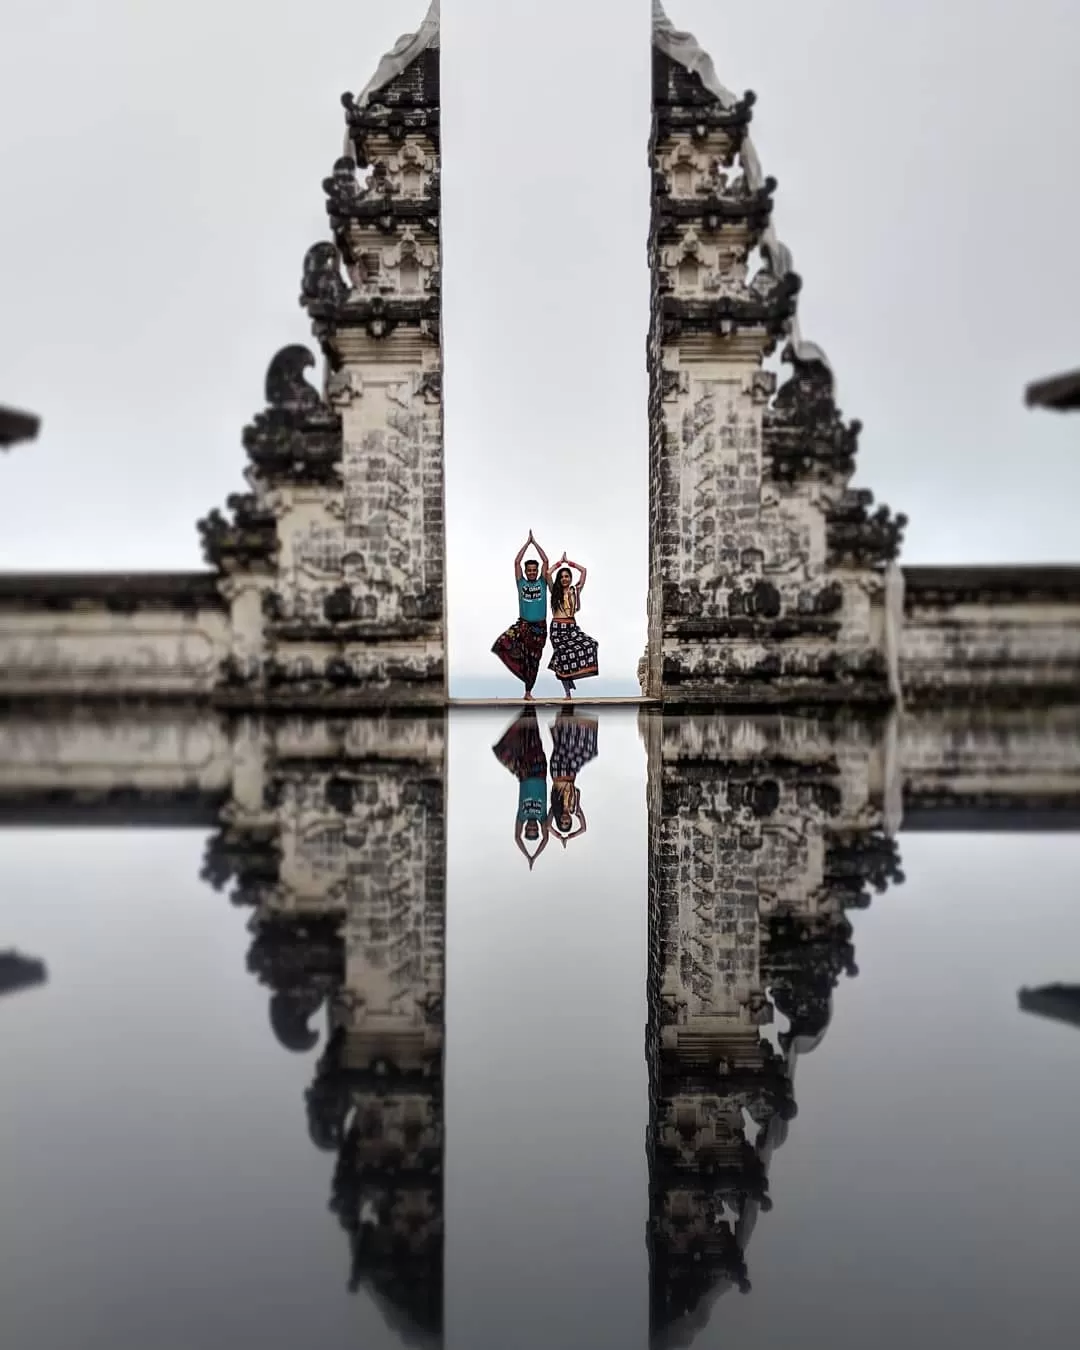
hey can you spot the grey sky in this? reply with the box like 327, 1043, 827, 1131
1, 0, 1078, 683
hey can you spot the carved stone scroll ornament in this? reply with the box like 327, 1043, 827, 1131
247, 914, 346, 1054
764, 343, 862, 484
241, 346, 342, 485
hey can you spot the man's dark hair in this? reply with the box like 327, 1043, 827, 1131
524, 559, 539, 574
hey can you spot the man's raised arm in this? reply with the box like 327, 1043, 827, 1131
532, 533, 551, 582
514, 535, 530, 581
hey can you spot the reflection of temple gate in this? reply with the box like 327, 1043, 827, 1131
1, 2, 1079, 705
206, 713, 448, 1342
2, 703, 1078, 1342
642, 704, 1080, 1340
643, 712, 901, 1340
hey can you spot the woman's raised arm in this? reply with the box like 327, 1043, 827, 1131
565, 559, 587, 595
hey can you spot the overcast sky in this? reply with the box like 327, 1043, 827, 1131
2, 0, 1078, 685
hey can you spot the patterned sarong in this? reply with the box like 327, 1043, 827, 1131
492, 707, 548, 782
492, 618, 547, 692
549, 709, 599, 780
548, 619, 599, 688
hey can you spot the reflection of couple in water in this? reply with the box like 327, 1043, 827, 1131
491, 531, 600, 700
493, 705, 599, 869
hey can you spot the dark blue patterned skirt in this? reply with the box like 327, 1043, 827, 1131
548, 619, 599, 687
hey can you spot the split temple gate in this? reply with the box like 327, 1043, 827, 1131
0, 0, 1078, 705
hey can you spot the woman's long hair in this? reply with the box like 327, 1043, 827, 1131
550, 779, 575, 836
550, 567, 573, 615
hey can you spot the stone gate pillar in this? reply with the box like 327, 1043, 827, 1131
200, 3, 446, 707
646, 4, 906, 704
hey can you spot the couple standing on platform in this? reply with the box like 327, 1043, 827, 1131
491, 531, 600, 700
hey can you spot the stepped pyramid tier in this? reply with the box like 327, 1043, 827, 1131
644, 3, 908, 705
196, 3, 447, 707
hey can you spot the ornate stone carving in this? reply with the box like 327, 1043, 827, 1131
826, 489, 908, 568
300, 241, 350, 316
200, 826, 281, 908
660, 272, 802, 343
341, 1, 441, 167
240, 346, 343, 486
645, 11, 907, 703
763, 343, 861, 483
196, 493, 277, 571
323, 155, 366, 221
655, 174, 777, 238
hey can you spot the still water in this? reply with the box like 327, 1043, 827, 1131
1, 706, 1079, 1349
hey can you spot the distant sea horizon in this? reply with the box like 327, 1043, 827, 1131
449, 675, 641, 700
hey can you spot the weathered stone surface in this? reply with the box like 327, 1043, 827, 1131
237, 710, 446, 1338
185, 5, 446, 709
644, 9, 906, 706
900, 566, 1080, 707
643, 705, 903, 1337
0, 575, 231, 700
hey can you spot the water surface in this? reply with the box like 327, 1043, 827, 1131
1, 706, 1078, 1348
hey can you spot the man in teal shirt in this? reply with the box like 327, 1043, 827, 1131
493, 706, 551, 869
492, 530, 551, 700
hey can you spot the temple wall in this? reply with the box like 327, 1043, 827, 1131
0, 705, 234, 826
0, 576, 230, 700
900, 567, 1080, 706
899, 705, 1080, 824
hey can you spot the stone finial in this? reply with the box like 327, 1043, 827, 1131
353, 0, 440, 110
652, 0, 739, 108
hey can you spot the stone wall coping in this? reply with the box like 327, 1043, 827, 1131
904, 565, 1080, 605
0, 571, 224, 610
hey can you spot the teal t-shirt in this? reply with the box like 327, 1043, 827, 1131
518, 576, 547, 622
518, 778, 547, 823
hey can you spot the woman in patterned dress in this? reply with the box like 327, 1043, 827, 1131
547, 554, 599, 700
548, 706, 598, 847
